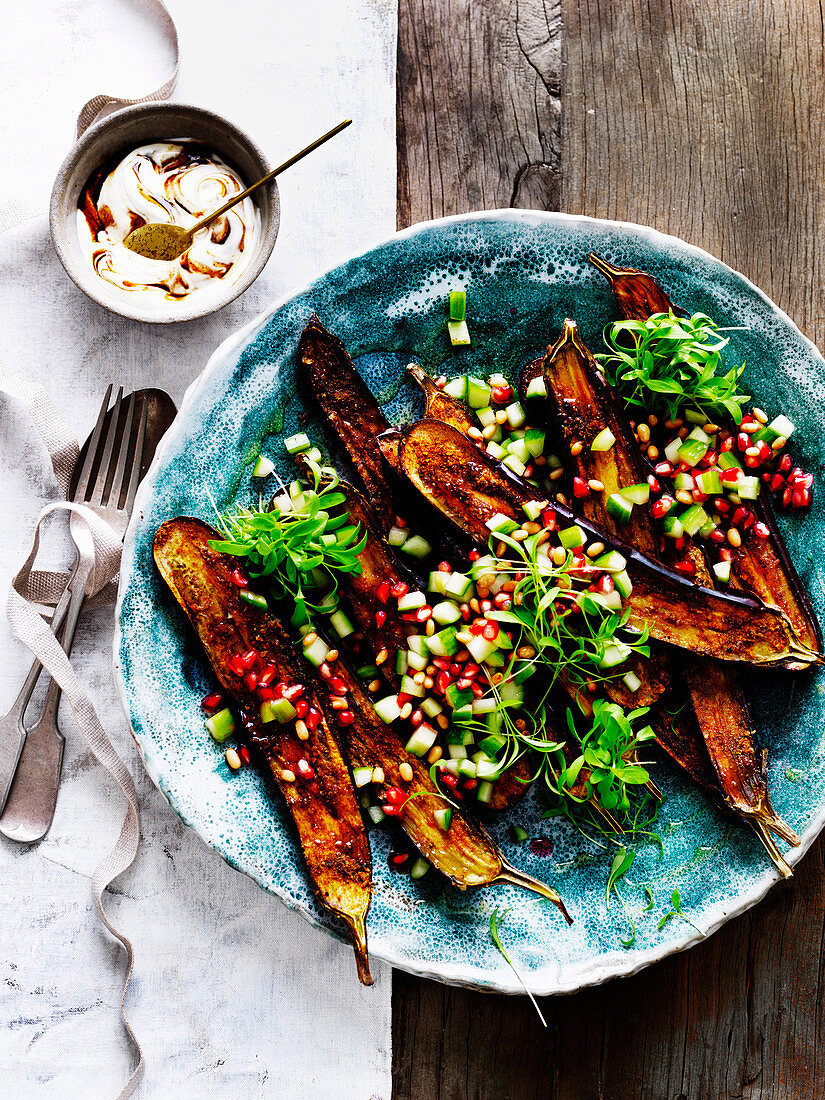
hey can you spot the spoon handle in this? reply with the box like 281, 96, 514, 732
189, 118, 352, 234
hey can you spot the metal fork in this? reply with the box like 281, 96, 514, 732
0, 386, 148, 842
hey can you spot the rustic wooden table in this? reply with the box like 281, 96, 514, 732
394, 2, 825, 1097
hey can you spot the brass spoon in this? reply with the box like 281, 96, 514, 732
123, 118, 352, 262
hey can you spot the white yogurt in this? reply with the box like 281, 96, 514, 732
77, 141, 261, 312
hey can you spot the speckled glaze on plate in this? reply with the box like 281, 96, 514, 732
114, 211, 825, 994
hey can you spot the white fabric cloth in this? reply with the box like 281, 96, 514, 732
0, 1, 396, 1097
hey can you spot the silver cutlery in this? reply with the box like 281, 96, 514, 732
0, 386, 162, 842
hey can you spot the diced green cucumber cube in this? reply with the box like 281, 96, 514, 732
685, 408, 709, 424
502, 453, 527, 477
444, 571, 473, 600
387, 525, 408, 547
449, 290, 466, 321
713, 560, 732, 583
737, 476, 761, 501
475, 759, 501, 781
525, 375, 547, 399
479, 734, 506, 757
466, 635, 498, 663
447, 743, 468, 760
606, 492, 634, 526
304, 446, 323, 464
205, 707, 236, 743
448, 320, 471, 346
261, 698, 297, 724
477, 406, 497, 427
476, 781, 495, 804
622, 670, 642, 693
457, 759, 477, 778
467, 377, 492, 408
375, 695, 402, 723
500, 680, 525, 703
768, 413, 795, 438
599, 641, 632, 668
485, 512, 518, 535
664, 436, 685, 464
679, 504, 709, 537
401, 535, 433, 559
405, 724, 438, 756
252, 455, 275, 478
395, 651, 409, 675
524, 428, 546, 457
613, 570, 633, 599
687, 427, 712, 444
434, 807, 453, 831
284, 432, 312, 455
677, 438, 709, 467
471, 696, 498, 714
353, 766, 374, 788
621, 482, 650, 505
444, 376, 468, 400
522, 499, 545, 521
421, 697, 443, 718
470, 554, 497, 578
445, 684, 474, 710
717, 451, 742, 470
426, 627, 459, 658
505, 401, 527, 428
559, 525, 585, 550
398, 590, 427, 611
591, 427, 616, 452
303, 636, 331, 667
661, 514, 684, 539
400, 675, 426, 698
330, 610, 355, 638
587, 590, 624, 613
486, 441, 505, 460
428, 570, 449, 595
367, 805, 385, 824
410, 857, 430, 880
674, 472, 696, 492
696, 470, 722, 495
408, 636, 429, 657
506, 437, 531, 465
406, 650, 428, 672
432, 600, 461, 625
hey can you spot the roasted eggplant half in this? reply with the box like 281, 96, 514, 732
395, 419, 821, 669
154, 517, 374, 984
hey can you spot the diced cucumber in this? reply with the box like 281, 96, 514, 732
446, 724, 473, 746
252, 455, 275, 478
401, 535, 433, 559
330, 610, 355, 638
502, 453, 527, 477
486, 512, 519, 535
506, 437, 531, 464
387, 525, 408, 547
559, 524, 585, 550
687, 427, 712, 444
767, 413, 795, 438
479, 733, 506, 756
353, 766, 374, 788
661, 514, 684, 539
587, 590, 624, 613
467, 376, 492, 408
525, 375, 548, 399
591, 427, 616, 452
395, 651, 409, 675
622, 670, 642, 693
449, 290, 466, 321
304, 446, 323, 464
406, 650, 428, 672
524, 428, 545, 458
696, 470, 722, 495
466, 635, 498, 663
737, 476, 761, 501
428, 570, 449, 595
621, 482, 650, 505
685, 409, 708, 424
471, 696, 498, 714
510, 824, 529, 843
613, 569, 633, 599
475, 759, 502, 781
355, 663, 378, 679
699, 517, 716, 538
367, 805, 385, 824
486, 441, 505, 460
260, 698, 297, 724
476, 781, 495, 804
426, 627, 459, 658
408, 636, 429, 657
405, 724, 438, 756
434, 807, 453, 831
447, 743, 468, 760
505, 401, 527, 429
470, 554, 497, 578
410, 857, 430, 880
599, 641, 632, 668
457, 759, 477, 778
677, 438, 709, 467
679, 504, 709, 537
664, 436, 684, 464
606, 492, 633, 526
432, 600, 461, 625
593, 551, 627, 573
400, 675, 426, 698
398, 590, 427, 611
445, 684, 474, 710
375, 695, 402, 723
421, 697, 443, 718
289, 481, 305, 508
522, 500, 545, 521
717, 451, 742, 470
448, 320, 471, 346
713, 560, 732, 583
205, 707, 236, 743
444, 571, 473, 600
284, 432, 311, 455
477, 406, 497, 427
674, 472, 696, 492
444, 376, 468, 400
303, 636, 331, 667
317, 592, 339, 613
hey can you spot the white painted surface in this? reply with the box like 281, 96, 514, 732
0, 1, 396, 1096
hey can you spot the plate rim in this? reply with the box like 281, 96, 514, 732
113, 207, 825, 995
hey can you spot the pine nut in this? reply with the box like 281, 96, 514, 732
637, 423, 651, 443
372, 766, 385, 784
588, 479, 605, 492
376, 648, 389, 666
647, 445, 659, 459
281, 769, 296, 783
570, 441, 583, 456
399, 762, 413, 782
295, 720, 310, 741
752, 407, 768, 424
427, 746, 443, 764
551, 546, 567, 565
302, 632, 317, 647
727, 528, 742, 548
549, 467, 565, 481
225, 748, 242, 770
325, 649, 339, 663
772, 435, 787, 451
585, 541, 605, 558
400, 702, 413, 720
368, 679, 382, 693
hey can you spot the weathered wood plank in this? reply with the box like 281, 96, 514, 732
395, 2, 825, 1097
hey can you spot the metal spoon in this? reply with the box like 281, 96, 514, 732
123, 118, 352, 262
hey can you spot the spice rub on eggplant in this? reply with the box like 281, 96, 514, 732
298, 315, 395, 527
394, 419, 821, 669
153, 517, 374, 984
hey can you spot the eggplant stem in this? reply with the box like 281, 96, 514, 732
748, 820, 794, 879
495, 859, 573, 924
342, 911, 374, 986
588, 252, 623, 280
645, 778, 665, 802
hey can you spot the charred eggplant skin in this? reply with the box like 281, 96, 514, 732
588, 252, 822, 659
396, 419, 820, 669
153, 517, 374, 984
298, 315, 395, 527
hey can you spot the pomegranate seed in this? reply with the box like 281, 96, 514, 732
319, 663, 332, 680
757, 441, 772, 461
441, 772, 458, 789
491, 384, 512, 404
599, 574, 615, 594
329, 676, 348, 696
438, 560, 452, 573
793, 487, 812, 508
376, 581, 390, 604
436, 671, 451, 694
391, 581, 409, 598
257, 687, 274, 702
337, 710, 356, 726
385, 786, 407, 805
229, 568, 249, 588
230, 655, 246, 676
654, 461, 675, 477
793, 472, 814, 490
737, 433, 749, 451
494, 593, 512, 608
449, 663, 463, 677
389, 852, 409, 866
714, 498, 731, 515
761, 471, 772, 483
239, 649, 258, 669
542, 509, 557, 529
201, 692, 224, 712
692, 491, 709, 504
743, 512, 755, 530
468, 550, 480, 562
782, 486, 792, 507
244, 671, 258, 691
779, 453, 793, 472
274, 681, 288, 697
382, 803, 403, 817
295, 700, 309, 719
410, 709, 423, 726
673, 536, 686, 551
457, 677, 472, 690
416, 606, 433, 622
573, 476, 591, 499
719, 547, 734, 561
297, 759, 315, 779
306, 708, 321, 730
720, 467, 740, 484
431, 657, 450, 671
703, 450, 718, 467
673, 559, 695, 576
731, 507, 749, 527
283, 684, 305, 700
647, 475, 661, 493
651, 496, 674, 519
470, 682, 485, 698
239, 745, 250, 766
462, 779, 478, 791
709, 529, 726, 543
259, 665, 277, 687
375, 609, 387, 628
463, 662, 480, 677
469, 620, 485, 636
753, 521, 771, 539
482, 621, 499, 641
397, 692, 412, 706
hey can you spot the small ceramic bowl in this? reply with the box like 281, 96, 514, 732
49, 102, 279, 324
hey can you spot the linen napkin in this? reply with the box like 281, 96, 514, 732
0, 1, 396, 1096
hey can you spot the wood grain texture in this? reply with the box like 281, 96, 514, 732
394, 2, 825, 1097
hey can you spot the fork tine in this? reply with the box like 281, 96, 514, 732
124, 397, 149, 515
88, 387, 123, 507
109, 392, 137, 509
73, 383, 113, 503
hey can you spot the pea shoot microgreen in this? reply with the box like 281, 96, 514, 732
489, 907, 547, 1026
598, 311, 750, 424
657, 890, 704, 935
209, 458, 366, 622
605, 846, 638, 947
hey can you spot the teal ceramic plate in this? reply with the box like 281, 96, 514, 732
114, 211, 825, 993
